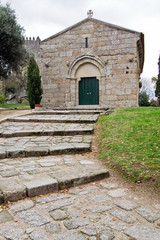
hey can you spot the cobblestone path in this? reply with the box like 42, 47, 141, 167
0, 178, 160, 240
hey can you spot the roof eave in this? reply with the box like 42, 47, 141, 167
140, 33, 145, 73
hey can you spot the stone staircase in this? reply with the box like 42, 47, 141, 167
0, 110, 109, 203
0, 111, 99, 158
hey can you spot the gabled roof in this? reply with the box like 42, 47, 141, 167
41, 17, 142, 43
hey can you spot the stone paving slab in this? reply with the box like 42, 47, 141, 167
0, 179, 159, 240
0, 135, 92, 159
33, 109, 104, 115
0, 122, 94, 137
0, 177, 26, 203
24, 176, 59, 197
8, 114, 99, 123
0, 154, 109, 202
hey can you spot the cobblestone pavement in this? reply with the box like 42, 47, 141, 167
0, 177, 160, 240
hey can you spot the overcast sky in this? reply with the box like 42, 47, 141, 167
1, 0, 160, 79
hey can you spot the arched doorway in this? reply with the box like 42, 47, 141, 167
75, 62, 100, 105
67, 55, 106, 106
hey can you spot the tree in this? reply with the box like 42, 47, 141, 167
0, 3, 27, 78
27, 57, 42, 109
139, 77, 155, 100
139, 91, 150, 106
155, 55, 160, 105
152, 77, 157, 82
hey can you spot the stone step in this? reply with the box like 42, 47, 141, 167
0, 135, 92, 159
32, 109, 106, 115
8, 114, 99, 123
0, 155, 109, 203
0, 110, 110, 203
0, 122, 94, 138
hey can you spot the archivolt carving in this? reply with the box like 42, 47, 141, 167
67, 55, 106, 78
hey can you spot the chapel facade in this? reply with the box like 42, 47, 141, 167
40, 17, 144, 109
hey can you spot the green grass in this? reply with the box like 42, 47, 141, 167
0, 100, 30, 110
97, 107, 160, 188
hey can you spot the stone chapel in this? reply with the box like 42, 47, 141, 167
40, 16, 144, 109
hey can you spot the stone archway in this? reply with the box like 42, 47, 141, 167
68, 55, 106, 78
67, 55, 106, 106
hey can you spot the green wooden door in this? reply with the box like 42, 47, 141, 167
79, 77, 99, 105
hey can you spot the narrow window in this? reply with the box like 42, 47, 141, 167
85, 37, 88, 48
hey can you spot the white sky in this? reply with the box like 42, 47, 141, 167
1, 0, 160, 79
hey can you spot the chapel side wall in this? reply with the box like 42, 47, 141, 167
41, 20, 141, 109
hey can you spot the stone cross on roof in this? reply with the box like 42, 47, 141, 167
87, 10, 93, 18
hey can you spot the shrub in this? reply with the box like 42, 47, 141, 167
27, 57, 42, 109
17, 96, 22, 104
139, 91, 150, 106
5, 87, 15, 94
22, 99, 29, 105
150, 99, 158, 107
0, 93, 6, 104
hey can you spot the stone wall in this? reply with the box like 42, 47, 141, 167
24, 37, 42, 72
41, 18, 143, 109
24, 37, 41, 60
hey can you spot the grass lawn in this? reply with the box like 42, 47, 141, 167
0, 100, 30, 110
97, 107, 160, 188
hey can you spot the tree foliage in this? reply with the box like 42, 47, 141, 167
0, 93, 6, 104
140, 77, 155, 100
27, 57, 42, 109
152, 77, 157, 82
0, 3, 27, 78
155, 55, 160, 103
139, 91, 150, 106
